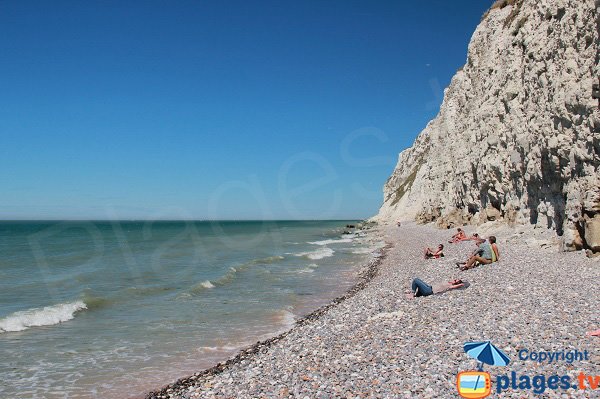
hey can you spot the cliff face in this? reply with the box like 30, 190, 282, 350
376, 0, 600, 253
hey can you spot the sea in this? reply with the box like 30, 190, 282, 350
0, 220, 382, 399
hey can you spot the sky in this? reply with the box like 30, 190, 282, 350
0, 0, 492, 220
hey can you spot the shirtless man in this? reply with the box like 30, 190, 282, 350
458, 236, 499, 270
424, 244, 444, 259
449, 228, 466, 243
408, 278, 467, 298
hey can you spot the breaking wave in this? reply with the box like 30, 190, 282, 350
252, 255, 285, 264
0, 301, 87, 333
296, 263, 319, 274
294, 247, 335, 260
308, 238, 353, 246
189, 280, 216, 294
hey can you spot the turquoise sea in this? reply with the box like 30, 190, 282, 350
0, 221, 381, 399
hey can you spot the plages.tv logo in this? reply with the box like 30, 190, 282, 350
457, 341, 510, 399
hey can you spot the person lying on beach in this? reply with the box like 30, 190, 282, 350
448, 228, 466, 243
424, 244, 444, 259
587, 329, 600, 337
464, 232, 485, 244
407, 278, 467, 298
457, 236, 499, 270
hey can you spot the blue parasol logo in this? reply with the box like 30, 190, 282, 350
456, 341, 511, 399
464, 341, 511, 369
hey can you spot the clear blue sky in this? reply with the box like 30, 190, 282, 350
1, 1, 492, 220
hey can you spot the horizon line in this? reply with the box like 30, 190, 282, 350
0, 218, 371, 222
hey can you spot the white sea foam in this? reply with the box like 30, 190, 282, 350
351, 247, 375, 254
296, 267, 315, 274
199, 345, 238, 352
294, 247, 335, 260
275, 309, 296, 328
253, 255, 285, 264
352, 242, 386, 255
296, 263, 319, 274
177, 293, 193, 300
0, 301, 87, 333
308, 238, 353, 246
189, 279, 216, 294
200, 280, 215, 289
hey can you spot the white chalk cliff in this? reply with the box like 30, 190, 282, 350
376, 0, 600, 253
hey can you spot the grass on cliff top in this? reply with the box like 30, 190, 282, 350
482, 0, 524, 24
389, 161, 422, 207
490, 0, 520, 10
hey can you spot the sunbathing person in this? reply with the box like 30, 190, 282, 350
465, 232, 485, 244
448, 228, 466, 243
408, 278, 467, 298
424, 244, 444, 259
458, 236, 499, 270
586, 329, 600, 337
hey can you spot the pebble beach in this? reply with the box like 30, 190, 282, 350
147, 222, 599, 399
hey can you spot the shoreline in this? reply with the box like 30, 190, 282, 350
145, 237, 393, 399
0, 220, 386, 399
146, 222, 599, 399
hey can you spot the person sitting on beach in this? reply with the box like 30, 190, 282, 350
408, 278, 467, 298
448, 228, 466, 243
457, 236, 499, 271
424, 244, 444, 259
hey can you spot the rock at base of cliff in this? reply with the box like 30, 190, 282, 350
584, 214, 600, 252
561, 227, 584, 251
